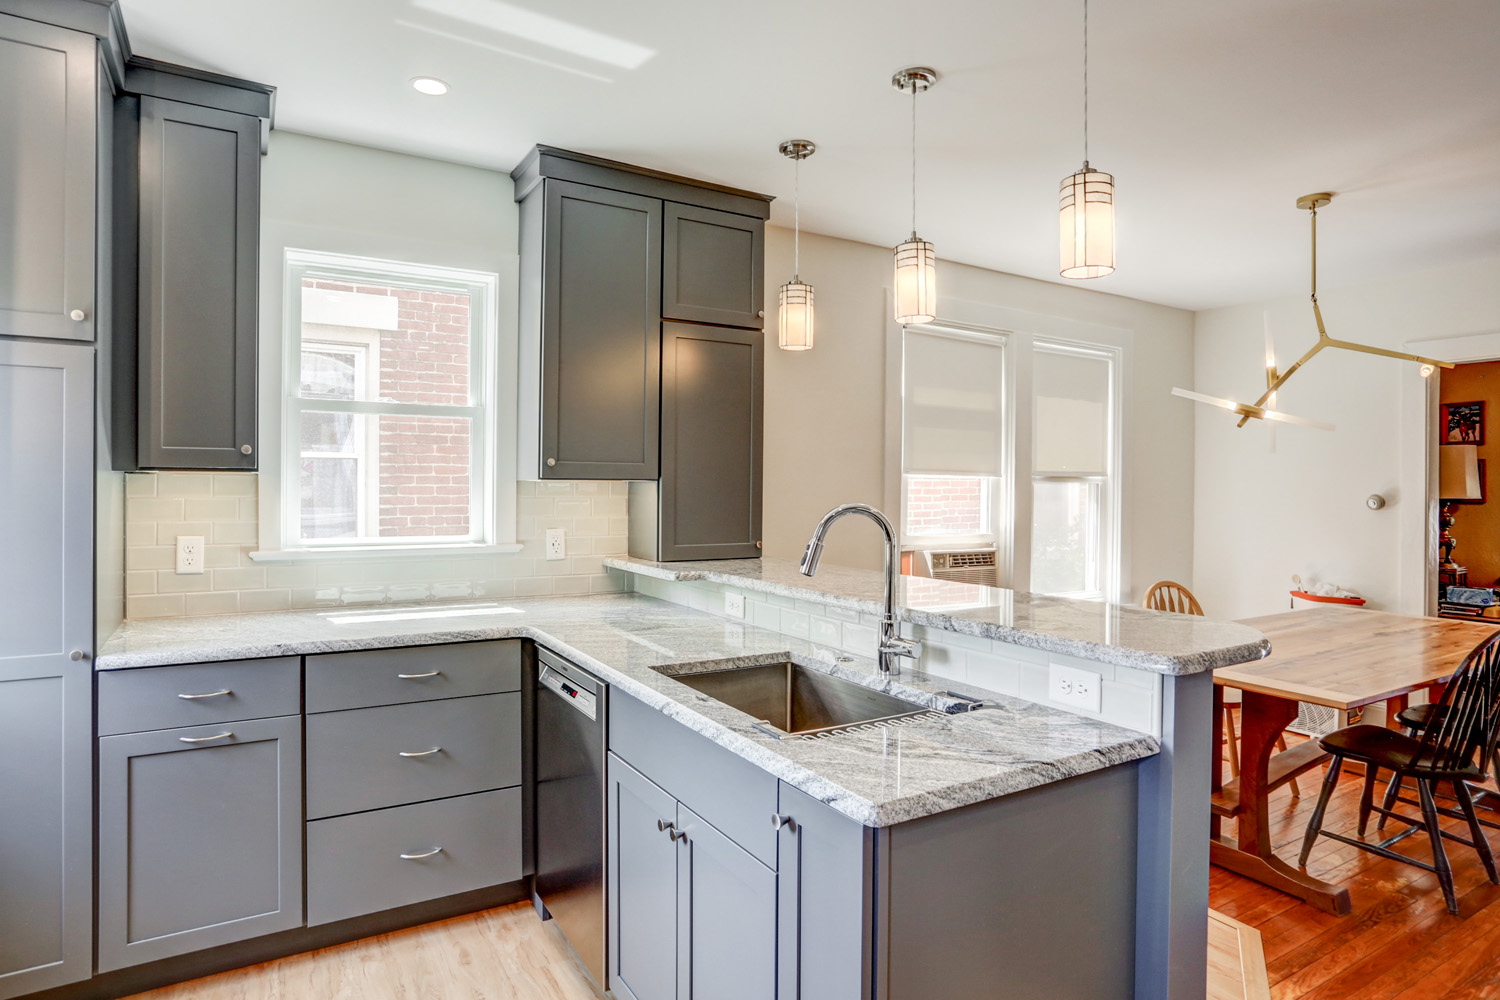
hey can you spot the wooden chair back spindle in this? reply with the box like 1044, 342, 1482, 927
1144, 581, 1205, 618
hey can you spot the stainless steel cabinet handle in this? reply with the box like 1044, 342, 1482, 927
670, 829, 688, 843
179, 731, 233, 744
399, 746, 443, 758
69, 649, 86, 661
178, 689, 231, 700
657, 819, 674, 833
69, 309, 86, 321
546, 457, 557, 467
772, 814, 797, 832
397, 671, 441, 680
240, 444, 253, 455
399, 846, 443, 860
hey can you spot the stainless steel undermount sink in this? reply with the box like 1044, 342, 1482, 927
658, 660, 933, 736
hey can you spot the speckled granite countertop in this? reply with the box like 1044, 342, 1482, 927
97, 593, 1159, 827
603, 556, 1269, 676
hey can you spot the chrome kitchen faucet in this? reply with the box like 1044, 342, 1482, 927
800, 504, 922, 675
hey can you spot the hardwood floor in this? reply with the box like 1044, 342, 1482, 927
122, 903, 601, 1000
1210, 748, 1500, 999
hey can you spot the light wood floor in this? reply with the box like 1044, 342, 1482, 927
1211, 737, 1500, 999
122, 903, 601, 1000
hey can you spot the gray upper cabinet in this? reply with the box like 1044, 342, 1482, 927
97, 715, 304, 972
652, 322, 763, 560
0, 340, 94, 999
662, 203, 765, 330
135, 95, 259, 470
0, 14, 97, 342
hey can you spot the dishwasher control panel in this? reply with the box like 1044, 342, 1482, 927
539, 663, 598, 720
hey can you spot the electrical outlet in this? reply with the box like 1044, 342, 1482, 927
1049, 663, 1101, 712
724, 592, 745, 619
175, 535, 205, 575
544, 528, 566, 561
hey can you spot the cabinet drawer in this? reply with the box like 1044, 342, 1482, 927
609, 690, 778, 868
306, 640, 521, 713
306, 693, 520, 819
306, 787, 522, 926
97, 658, 300, 736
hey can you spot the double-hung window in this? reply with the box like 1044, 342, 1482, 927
282, 249, 498, 551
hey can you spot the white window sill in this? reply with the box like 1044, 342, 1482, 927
248, 542, 525, 564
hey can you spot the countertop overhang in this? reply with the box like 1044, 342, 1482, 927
97, 592, 1160, 828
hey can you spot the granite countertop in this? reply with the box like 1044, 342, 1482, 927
603, 555, 1270, 676
97, 592, 1159, 828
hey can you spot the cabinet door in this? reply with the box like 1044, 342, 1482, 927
658, 322, 763, 560
0, 15, 96, 342
662, 204, 764, 330
776, 783, 873, 1000
540, 180, 661, 480
97, 716, 303, 972
0, 341, 93, 999
677, 804, 777, 1000
607, 754, 679, 1000
136, 96, 259, 470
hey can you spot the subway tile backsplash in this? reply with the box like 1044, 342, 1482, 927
124, 473, 627, 620
627, 574, 1162, 737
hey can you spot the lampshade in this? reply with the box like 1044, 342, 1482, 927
1440, 444, 1482, 501
893, 237, 936, 325
778, 280, 814, 351
1059, 165, 1115, 279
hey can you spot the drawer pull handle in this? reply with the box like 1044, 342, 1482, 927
399, 846, 444, 860
772, 814, 798, 833
179, 731, 233, 744
178, 689, 232, 700
397, 671, 442, 680
399, 746, 443, 758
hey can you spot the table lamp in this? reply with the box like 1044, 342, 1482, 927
1439, 443, 1482, 570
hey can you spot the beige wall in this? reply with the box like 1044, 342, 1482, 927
760, 225, 1198, 602
1193, 257, 1500, 620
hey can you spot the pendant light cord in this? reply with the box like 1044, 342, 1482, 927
1083, 0, 1089, 166
793, 154, 801, 281
911, 84, 918, 238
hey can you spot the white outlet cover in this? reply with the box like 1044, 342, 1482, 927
724, 592, 745, 619
544, 527, 566, 561
176, 535, 206, 575
1048, 662, 1102, 713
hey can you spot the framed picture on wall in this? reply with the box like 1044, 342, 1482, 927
1456, 459, 1489, 505
1443, 401, 1485, 445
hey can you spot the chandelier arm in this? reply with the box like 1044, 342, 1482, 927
1234, 340, 1327, 427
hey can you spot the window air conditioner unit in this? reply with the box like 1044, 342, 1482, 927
919, 548, 1000, 588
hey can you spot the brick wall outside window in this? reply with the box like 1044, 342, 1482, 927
905, 476, 986, 536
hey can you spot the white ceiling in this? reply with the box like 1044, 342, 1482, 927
119, 0, 1500, 311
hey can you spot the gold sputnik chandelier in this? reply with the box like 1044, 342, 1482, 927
1173, 192, 1453, 430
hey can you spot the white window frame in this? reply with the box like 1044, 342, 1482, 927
274, 249, 500, 555
298, 329, 381, 538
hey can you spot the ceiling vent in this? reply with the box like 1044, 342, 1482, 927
920, 548, 1000, 588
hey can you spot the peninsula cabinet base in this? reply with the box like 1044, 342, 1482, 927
12, 883, 526, 1000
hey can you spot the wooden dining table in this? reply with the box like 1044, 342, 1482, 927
1211, 605, 1500, 915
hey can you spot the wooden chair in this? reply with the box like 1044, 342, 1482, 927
1143, 581, 1299, 797
1297, 629, 1500, 914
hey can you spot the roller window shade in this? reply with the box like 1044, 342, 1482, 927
902, 329, 1004, 477
1033, 348, 1111, 476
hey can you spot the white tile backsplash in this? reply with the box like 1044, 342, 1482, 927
124, 472, 628, 619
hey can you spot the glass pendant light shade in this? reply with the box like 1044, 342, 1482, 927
778, 280, 814, 350
1059, 164, 1115, 279
893, 237, 936, 325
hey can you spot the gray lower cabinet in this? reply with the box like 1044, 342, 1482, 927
662, 203, 765, 330
0, 14, 97, 342
97, 715, 304, 972
135, 95, 260, 470
606, 754, 685, 1000
0, 340, 94, 999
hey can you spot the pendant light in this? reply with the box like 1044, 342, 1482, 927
777, 139, 816, 351
892, 67, 938, 325
1059, 0, 1115, 279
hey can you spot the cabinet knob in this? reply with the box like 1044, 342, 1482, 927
657, 819, 674, 834
240, 444, 253, 455
772, 813, 797, 832
547, 457, 556, 467
69, 649, 87, 661
757, 309, 766, 318
69, 309, 86, 322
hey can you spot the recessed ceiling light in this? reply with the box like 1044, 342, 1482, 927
411, 77, 449, 96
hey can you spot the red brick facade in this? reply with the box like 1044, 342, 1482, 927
905, 476, 985, 535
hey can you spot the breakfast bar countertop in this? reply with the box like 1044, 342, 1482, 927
96, 591, 1159, 828
603, 555, 1271, 676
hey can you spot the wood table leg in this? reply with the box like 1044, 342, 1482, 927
1209, 690, 1352, 915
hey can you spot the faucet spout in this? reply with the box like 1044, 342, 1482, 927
800, 504, 921, 675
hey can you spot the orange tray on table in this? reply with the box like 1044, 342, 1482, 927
1290, 590, 1367, 606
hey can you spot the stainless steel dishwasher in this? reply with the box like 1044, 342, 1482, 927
534, 647, 607, 987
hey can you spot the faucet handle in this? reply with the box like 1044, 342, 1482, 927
880, 635, 923, 660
